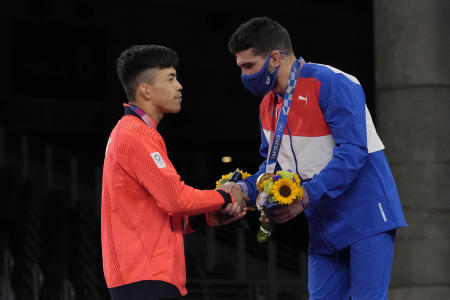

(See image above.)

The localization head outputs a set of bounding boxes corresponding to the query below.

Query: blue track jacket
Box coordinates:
[240,62,407,253]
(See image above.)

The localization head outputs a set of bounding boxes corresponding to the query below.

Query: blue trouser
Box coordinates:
[308,230,396,300]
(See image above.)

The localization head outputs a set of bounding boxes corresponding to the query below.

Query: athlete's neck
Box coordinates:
[274,56,297,96]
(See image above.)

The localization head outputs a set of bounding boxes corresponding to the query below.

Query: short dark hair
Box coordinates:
[228,17,293,57]
[116,45,179,101]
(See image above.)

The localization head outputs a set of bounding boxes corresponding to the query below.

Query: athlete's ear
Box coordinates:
[138,83,151,100]
[270,50,282,68]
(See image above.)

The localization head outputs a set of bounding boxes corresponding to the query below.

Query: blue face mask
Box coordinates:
[241,54,279,97]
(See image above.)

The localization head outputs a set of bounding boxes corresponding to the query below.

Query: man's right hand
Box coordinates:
[209,186,249,226]
[223,187,249,216]
[220,181,242,194]
[217,181,249,215]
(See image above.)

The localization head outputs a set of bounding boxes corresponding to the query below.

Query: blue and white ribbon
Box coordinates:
[266,57,304,173]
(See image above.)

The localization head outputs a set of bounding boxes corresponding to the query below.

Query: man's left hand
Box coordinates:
[266,200,304,224]
[208,209,246,226]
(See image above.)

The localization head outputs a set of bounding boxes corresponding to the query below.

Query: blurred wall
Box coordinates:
[374,0,450,299]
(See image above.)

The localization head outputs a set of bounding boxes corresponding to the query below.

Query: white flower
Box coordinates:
[256,191,269,210]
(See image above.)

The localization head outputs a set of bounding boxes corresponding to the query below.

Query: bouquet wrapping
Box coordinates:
[215,168,251,188]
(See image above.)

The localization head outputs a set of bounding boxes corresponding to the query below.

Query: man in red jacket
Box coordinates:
[101,44,248,300]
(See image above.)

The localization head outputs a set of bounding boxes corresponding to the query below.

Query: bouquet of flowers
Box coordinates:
[216,168,251,188]
[255,170,303,243]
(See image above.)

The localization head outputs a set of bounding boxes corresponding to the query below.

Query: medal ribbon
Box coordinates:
[266,57,304,173]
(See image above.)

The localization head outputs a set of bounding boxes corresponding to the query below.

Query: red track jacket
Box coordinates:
[101,115,225,295]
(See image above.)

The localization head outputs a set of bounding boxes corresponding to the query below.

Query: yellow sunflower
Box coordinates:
[297,185,304,200]
[293,173,301,185]
[216,173,232,188]
[240,171,251,179]
[272,178,301,205]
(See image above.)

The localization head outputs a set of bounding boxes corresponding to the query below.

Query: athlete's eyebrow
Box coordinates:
[239,62,255,69]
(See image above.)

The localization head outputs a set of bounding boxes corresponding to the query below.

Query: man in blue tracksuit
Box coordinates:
[226,17,407,299]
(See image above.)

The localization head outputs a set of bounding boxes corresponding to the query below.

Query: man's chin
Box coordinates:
[168,106,181,114]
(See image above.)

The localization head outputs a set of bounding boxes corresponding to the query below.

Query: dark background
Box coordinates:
[1,0,374,298]
[3,0,374,183]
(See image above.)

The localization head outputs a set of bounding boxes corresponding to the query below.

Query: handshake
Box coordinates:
[208,171,250,227]
[204,169,309,244]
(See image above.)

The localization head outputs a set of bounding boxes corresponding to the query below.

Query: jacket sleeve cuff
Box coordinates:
[237,181,248,195]
[216,189,233,209]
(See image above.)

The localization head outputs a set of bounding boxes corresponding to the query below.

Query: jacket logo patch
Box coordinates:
[298,95,308,103]
[150,152,166,168]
